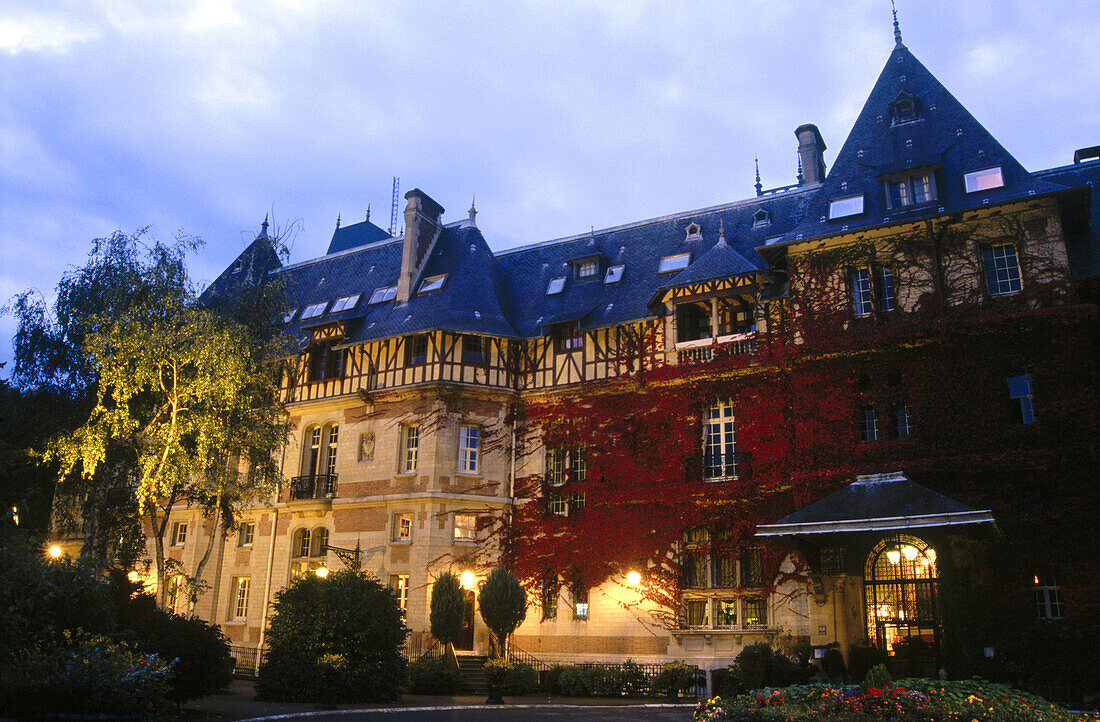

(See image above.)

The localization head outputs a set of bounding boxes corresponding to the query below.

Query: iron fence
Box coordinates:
[229,645,265,678]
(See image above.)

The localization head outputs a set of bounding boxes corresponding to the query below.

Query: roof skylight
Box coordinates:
[331,294,360,313]
[282,309,297,324]
[828,194,865,220]
[658,253,691,274]
[418,274,447,294]
[964,167,1005,193]
[300,302,328,320]
[368,286,397,305]
[604,265,624,284]
[546,277,567,295]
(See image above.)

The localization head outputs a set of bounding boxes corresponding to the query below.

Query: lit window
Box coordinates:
[369,286,397,304]
[282,309,297,324]
[231,577,250,621]
[859,406,880,442]
[554,323,584,353]
[851,268,874,317]
[703,401,737,480]
[683,599,708,627]
[829,194,865,219]
[1032,572,1063,620]
[743,598,768,627]
[171,522,188,547]
[401,425,419,473]
[390,574,409,615]
[541,577,558,619]
[546,277,566,295]
[418,274,447,294]
[301,302,328,320]
[454,513,477,541]
[715,599,738,627]
[330,294,360,313]
[1007,373,1037,424]
[878,267,896,312]
[604,265,624,284]
[576,260,598,278]
[964,167,1005,193]
[572,585,589,620]
[893,405,912,438]
[238,522,255,548]
[458,425,480,474]
[983,244,1022,296]
[166,575,185,614]
[461,334,486,364]
[658,253,691,274]
[406,334,428,365]
[394,513,413,541]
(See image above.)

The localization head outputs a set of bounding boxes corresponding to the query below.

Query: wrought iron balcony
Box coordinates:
[289,474,337,501]
[703,451,752,481]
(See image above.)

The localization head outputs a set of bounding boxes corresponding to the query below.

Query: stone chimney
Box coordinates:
[795,124,827,186]
[396,189,445,303]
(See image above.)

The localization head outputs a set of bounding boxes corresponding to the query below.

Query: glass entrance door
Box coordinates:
[864,535,940,656]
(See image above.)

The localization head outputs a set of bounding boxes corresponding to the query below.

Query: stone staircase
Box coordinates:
[456,654,488,695]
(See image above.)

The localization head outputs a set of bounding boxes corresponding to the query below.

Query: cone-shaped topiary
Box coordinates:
[430,572,466,648]
[477,567,527,658]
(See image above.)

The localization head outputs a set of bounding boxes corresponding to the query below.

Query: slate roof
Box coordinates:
[327,219,393,255]
[661,233,761,291]
[198,223,282,306]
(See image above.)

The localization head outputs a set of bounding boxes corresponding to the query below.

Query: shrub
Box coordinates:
[258,570,407,702]
[429,572,465,649]
[0,631,172,719]
[864,662,892,689]
[484,658,539,695]
[654,660,698,698]
[127,607,232,702]
[406,657,463,695]
[726,642,809,694]
[620,659,649,697]
[477,567,527,656]
[558,665,595,696]
[848,642,887,684]
[541,665,566,695]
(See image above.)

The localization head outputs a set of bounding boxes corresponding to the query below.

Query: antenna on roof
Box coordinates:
[754,155,763,197]
[389,177,400,237]
[891,0,904,49]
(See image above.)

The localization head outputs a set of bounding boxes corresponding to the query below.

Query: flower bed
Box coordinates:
[694,679,1098,721]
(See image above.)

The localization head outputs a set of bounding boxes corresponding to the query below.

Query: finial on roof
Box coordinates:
[891,0,905,49]
[754,155,763,197]
[366,204,371,222]
[796,153,804,186]
[260,214,269,238]
[718,219,727,245]
[467,195,477,226]
[335,213,341,230]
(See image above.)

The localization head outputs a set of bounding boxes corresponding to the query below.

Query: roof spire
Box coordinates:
[891,0,904,49]
[718,219,727,245]
[260,213,269,238]
[366,204,371,222]
[796,153,804,186]
[335,213,341,230]
[467,194,477,226]
[754,155,763,196]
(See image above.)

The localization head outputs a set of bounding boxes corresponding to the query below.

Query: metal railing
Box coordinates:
[229,645,265,678]
[289,474,337,501]
[703,451,752,481]
[505,640,553,672]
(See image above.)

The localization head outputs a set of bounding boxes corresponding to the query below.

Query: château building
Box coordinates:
[152,27,1100,689]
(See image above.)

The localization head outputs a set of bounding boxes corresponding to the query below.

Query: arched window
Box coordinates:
[301,427,321,476]
[311,527,329,558]
[864,534,940,655]
[292,528,311,558]
[301,424,339,479]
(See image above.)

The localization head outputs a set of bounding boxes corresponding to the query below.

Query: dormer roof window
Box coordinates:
[889,92,919,125]
[231,259,243,274]
[330,294,360,313]
[301,302,328,320]
[885,171,937,209]
[546,277,566,295]
[752,209,771,228]
[964,167,1005,194]
[604,265,624,284]
[658,253,691,274]
[418,274,447,294]
[368,285,397,305]
[282,308,297,324]
[685,223,702,241]
[828,194,865,220]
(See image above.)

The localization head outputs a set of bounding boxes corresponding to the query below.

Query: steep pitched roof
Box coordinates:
[662,233,760,289]
[198,221,283,306]
[326,219,392,254]
[777,44,1061,247]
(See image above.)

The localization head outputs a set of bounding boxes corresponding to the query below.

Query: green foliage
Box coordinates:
[483,658,538,695]
[0,630,172,719]
[125,606,232,702]
[847,643,887,686]
[258,570,407,703]
[654,660,699,699]
[727,642,809,694]
[477,566,527,656]
[863,663,892,689]
[406,657,463,695]
[429,572,466,646]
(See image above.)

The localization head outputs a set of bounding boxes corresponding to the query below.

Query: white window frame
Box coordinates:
[401,424,419,474]
[572,585,589,620]
[230,577,249,621]
[658,253,691,274]
[171,521,188,547]
[300,302,328,320]
[851,267,874,317]
[1032,573,1063,620]
[238,521,255,548]
[703,401,737,481]
[576,260,598,278]
[369,286,397,304]
[859,406,880,442]
[330,294,360,313]
[828,194,865,219]
[546,276,566,295]
[418,274,447,294]
[453,513,477,542]
[458,424,480,474]
[393,512,413,541]
[390,574,409,615]
[964,166,1005,193]
[983,243,1023,296]
[1007,373,1037,424]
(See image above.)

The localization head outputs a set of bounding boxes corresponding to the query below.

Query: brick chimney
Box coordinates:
[795,124,827,186]
[396,189,445,303]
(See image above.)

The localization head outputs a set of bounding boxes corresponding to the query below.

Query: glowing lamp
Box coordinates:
[315,566,329,578]
[47,545,63,560]
[902,545,918,560]
[460,570,476,590]
[127,571,141,583]
[926,548,936,562]
[886,549,901,565]
[626,570,642,587]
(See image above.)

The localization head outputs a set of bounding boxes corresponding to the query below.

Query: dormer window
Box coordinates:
[418,274,447,294]
[300,302,328,320]
[330,294,360,313]
[685,223,702,241]
[964,167,1005,194]
[885,172,936,209]
[546,277,566,295]
[368,286,397,305]
[577,260,597,278]
[828,195,865,220]
[658,253,691,274]
[604,265,624,284]
[889,92,919,125]
[231,259,244,274]
[282,309,297,324]
[752,209,771,228]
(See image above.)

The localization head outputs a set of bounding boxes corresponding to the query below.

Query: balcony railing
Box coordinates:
[703,451,752,481]
[289,474,337,501]
[674,331,756,365]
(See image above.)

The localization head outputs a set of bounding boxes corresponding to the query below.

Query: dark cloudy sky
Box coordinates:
[2,1,1098,371]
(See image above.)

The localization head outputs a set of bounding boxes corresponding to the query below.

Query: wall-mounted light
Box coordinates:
[127,571,141,583]
[460,570,476,590]
[315,566,329,579]
[626,570,642,587]
[47,544,63,560]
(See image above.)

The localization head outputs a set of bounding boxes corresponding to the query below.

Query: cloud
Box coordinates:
[0,14,98,55]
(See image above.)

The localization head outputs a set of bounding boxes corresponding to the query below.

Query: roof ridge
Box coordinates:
[274,236,402,274]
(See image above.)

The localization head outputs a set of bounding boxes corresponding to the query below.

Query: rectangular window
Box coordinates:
[369,286,397,305]
[238,522,255,548]
[402,425,419,473]
[461,335,486,364]
[681,552,707,589]
[418,274,447,294]
[171,521,188,547]
[913,174,934,203]
[983,244,1022,296]
[658,253,691,274]
[829,194,865,219]
[454,513,477,541]
[964,166,1005,193]
[1032,573,1063,620]
[713,555,737,588]
[166,575,185,614]
[715,599,738,627]
[308,345,344,382]
[546,277,566,295]
[458,425,480,474]
[893,405,912,438]
[851,268,874,317]
[570,447,586,483]
[877,267,896,313]
[330,294,360,313]
[887,173,935,208]
[548,492,568,516]
[703,401,737,480]
[743,598,768,627]
[859,407,879,442]
[576,260,598,278]
[554,323,584,352]
[390,574,409,615]
[683,599,707,627]
[406,335,429,365]
[604,265,624,284]
[300,302,328,320]
[546,449,565,486]
[231,577,250,621]
[569,491,585,514]
[572,585,589,620]
[393,513,413,541]
[541,578,558,619]
[1007,373,1037,424]
[740,549,764,587]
